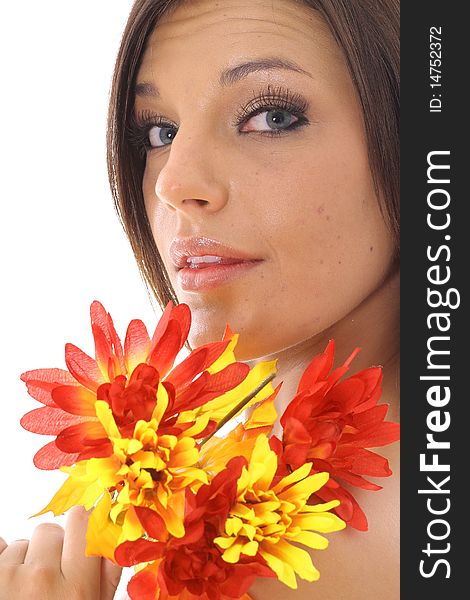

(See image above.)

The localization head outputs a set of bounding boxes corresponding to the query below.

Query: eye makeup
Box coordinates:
[127,83,310,156]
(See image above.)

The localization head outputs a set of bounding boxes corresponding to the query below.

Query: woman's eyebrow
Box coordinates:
[219,56,313,86]
[135,56,313,97]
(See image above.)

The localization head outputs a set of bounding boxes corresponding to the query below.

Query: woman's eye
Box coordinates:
[144,108,299,147]
[240,109,299,133]
[148,125,177,148]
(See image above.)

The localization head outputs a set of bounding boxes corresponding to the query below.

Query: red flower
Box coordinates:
[20,300,248,470]
[116,457,275,600]
[276,340,400,530]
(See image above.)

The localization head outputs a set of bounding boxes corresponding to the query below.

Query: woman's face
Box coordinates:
[135,0,396,360]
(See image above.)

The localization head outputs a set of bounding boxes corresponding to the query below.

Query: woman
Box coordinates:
[0,0,399,598]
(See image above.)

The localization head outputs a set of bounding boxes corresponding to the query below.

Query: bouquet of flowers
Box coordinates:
[20,301,399,600]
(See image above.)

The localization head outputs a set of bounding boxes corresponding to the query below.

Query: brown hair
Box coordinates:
[106,0,399,311]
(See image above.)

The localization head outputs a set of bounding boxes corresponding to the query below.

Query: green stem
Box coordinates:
[199,372,276,446]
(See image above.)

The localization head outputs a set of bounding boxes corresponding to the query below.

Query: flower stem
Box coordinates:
[199,372,276,446]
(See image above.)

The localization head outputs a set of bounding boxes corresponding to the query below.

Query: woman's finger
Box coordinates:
[23,523,64,569]
[61,506,101,590]
[0,540,29,565]
[100,557,123,600]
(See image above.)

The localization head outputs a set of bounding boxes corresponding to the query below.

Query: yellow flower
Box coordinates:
[214,435,346,589]
[36,394,212,557]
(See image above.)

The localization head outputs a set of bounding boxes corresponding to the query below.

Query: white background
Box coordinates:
[0,2,162,594]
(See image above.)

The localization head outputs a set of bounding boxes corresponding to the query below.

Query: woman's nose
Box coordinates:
[154,130,229,216]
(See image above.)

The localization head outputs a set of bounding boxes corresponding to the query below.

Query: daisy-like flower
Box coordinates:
[213,435,345,589]
[116,434,344,599]
[20,301,277,557]
[275,339,400,530]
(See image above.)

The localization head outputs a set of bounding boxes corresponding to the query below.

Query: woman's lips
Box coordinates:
[169,236,264,291]
[177,260,261,292]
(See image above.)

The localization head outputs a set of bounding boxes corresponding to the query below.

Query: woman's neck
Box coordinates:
[249,266,400,434]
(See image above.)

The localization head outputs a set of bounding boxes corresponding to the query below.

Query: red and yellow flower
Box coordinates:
[273,340,400,530]
[20,301,277,557]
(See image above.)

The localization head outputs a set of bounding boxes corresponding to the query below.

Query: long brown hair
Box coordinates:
[107,0,399,311]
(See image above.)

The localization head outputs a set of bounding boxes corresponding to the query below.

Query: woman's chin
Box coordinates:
[185,303,316,362]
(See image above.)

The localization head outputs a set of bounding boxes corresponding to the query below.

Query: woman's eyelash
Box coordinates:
[127,84,310,156]
[126,110,171,158]
[232,84,310,128]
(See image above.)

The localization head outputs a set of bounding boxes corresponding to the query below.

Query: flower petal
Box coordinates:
[115,539,165,567]
[289,530,329,549]
[147,318,183,379]
[33,441,80,470]
[33,472,102,516]
[204,362,250,393]
[258,547,297,589]
[20,368,78,406]
[65,343,105,391]
[165,347,209,391]
[55,421,108,453]
[277,471,330,504]
[296,340,336,393]
[261,538,319,584]
[124,319,150,374]
[244,385,281,430]
[148,303,191,377]
[20,407,85,435]
[315,484,369,531]
[134,506,167,541]
[51,385,98,416]
[90,301,125,378]
[85,492,122,560]
[273,462,315,494]
[127,563,160,600]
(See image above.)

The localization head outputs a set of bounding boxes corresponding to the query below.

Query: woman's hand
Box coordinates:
[0,506,122,600]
